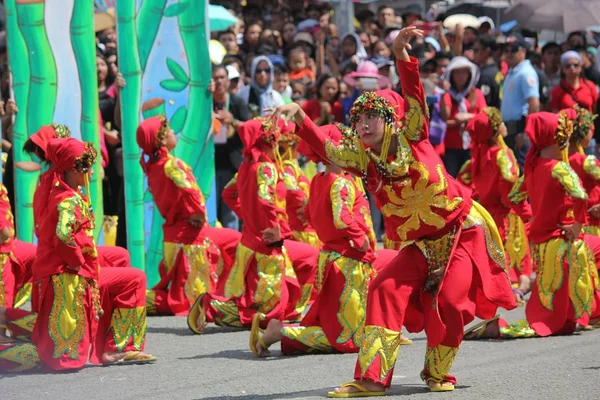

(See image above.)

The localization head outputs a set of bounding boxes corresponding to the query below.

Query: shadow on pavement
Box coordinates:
[146,325,243,336]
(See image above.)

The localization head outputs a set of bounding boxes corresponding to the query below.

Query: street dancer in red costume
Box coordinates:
[188,118,310,333]
[467,111,600,339]
[248,124,402,357]
[466,107,533,303]
[136,116,240,315]
[269,27,516,396]
[0,138,154,372]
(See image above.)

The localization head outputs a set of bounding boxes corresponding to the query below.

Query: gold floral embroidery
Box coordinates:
[282,171,301,191]
[256,162,278,204]
[552,161,588,200]
[358,325,404,382]
[401,96,425,142]
[0,253,7,306]
[505,213,529,273]
[0,343,39,372]
[291,230,320,248]
[181,238,221,305]
[110,307,147,352]
[330,177,355,229]
[496,148,518,183]
[508,175,528,205]
[164,155,201,192]
[281,326,332,353]
[567,240,596,318]
[211,300,243,328]
[145,290,157,314]
[324,136,369,175]
[381,162,463,241]
[56,197,82,247]
[422,345,458,382]
[583,155,600,180]
[254,252,285,314]
[224,244,254,298]
[463,202,507,274]
[49,273,87,360]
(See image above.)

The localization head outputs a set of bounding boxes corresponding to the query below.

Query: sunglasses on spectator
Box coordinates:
[256,68,271,74]
[564,63,580,69]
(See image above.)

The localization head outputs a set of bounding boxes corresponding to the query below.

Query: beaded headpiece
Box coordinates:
[256,116,281,145]
[50,124,71,139]
[571,105,597,144]
[482,107,502,135]
[349,91,401,129]
[73,142,98,173]
[155,114,170,149]
[556,110,573,150]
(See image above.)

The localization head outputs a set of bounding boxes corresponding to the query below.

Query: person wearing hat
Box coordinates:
[249,124,401,358]
[401,3,423,27]
[465,107,533,304]
[501,33,540,170]
[237,56,286,118]
[466,111,600,339]
[6,138,155,371]
[550,51,598,114]
[269,26,516,395]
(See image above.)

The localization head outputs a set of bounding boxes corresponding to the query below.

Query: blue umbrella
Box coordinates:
[209,4,239,32]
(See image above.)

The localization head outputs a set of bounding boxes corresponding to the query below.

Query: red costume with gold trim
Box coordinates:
[508,112,600,336]
[136,116,240,316]
[1,139,150,372]
[189,119,311,331]
[466,108,533,285]
[295,57,516,388]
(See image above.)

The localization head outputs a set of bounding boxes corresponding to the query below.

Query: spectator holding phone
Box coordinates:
[440,56,486,177]
[301,73,342,125]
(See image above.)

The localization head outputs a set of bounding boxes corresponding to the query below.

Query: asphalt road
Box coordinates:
[1,306,599,400]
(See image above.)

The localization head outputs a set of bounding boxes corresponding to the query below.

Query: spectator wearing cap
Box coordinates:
[237,56,285,117]
[541,42,561,91]
[212,64,252,231]
[439,56,486,177]
[473,36,502,108]
[549,51,598,113]
[401,3,423,27]
[500,34,540,169]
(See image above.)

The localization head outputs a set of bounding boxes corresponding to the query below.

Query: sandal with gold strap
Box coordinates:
[327,382,386,398]
[249,313,270,357]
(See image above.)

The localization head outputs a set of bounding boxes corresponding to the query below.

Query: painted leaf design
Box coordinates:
[160,79,187,92]
[166,57,188,84]
[170,106,187,133]
[163,3,188,17]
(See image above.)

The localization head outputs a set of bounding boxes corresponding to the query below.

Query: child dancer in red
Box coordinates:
[136,116,240,315]
[269,27,516,395]
[466,107,533,303]
[248,124,400,357]
[188,119,308,333]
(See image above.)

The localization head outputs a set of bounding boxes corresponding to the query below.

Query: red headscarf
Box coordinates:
[136,116,169,171]
[45,138,97,173]
[239,118,279,162]
[28,124,71,160]
[466,108,499,175]
[349,89,405,129]
[524,112,563,177]
[297,124,343,163]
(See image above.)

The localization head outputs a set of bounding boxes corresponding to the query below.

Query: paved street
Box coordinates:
[1,306,599,400]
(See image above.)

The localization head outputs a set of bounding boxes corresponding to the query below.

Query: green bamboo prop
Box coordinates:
[116,0,145,270]
[176,0,214,197]
[5,0,32,241]
[141,98,166,287]
[14,0,58,242]
[137,0,167,71]
[71,0,103,239]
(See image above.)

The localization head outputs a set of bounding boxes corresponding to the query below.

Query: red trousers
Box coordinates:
[1,241,36,308]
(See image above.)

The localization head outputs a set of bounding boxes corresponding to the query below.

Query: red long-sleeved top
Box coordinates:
[510,158,588,243]
[33,178,99,280]
[307,172,375,263]
[296,57,472,242]
[0,183,15,254]
[569,152,600,226]
[145,153,207,244]
[282,160,315,233]
[473,146,532,222]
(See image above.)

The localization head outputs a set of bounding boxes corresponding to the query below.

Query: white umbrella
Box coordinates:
[505,0,600,32]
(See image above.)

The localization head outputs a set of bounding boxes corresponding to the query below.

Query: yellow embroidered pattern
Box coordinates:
[211,300,243,328]
[48,273,87,360]
[463,202,507,273]
[0,253,7,306]
[508,175,528,205]
[292,230,321,249]
[422,345,458,382]
[0,343,39,372]
[324,136,369,175]
[56,197,83,247]
[457,159,472,186]
[505,212,529,273]
[13,282,33,309]
[110,307,147,352]
[330,177,355,229]
[358,325,404,381]
[496,148,518,183]
[583,155,600,180]
[254,252,285,314]
[145,290,157,314]
[224,244,254,298]
[401,96,425,142]
[164,155,200,192]
[533,238,595,318]
[11,312,37,339]
[552,161,588,200]
[281,326,333,353]
[381,162,463,241]
[256,162,278,204]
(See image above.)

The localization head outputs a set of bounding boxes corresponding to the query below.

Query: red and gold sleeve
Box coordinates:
[396,56,429,141]
[164,156,206,218]
[330,177,366,249]
[552,161,589,224]
[54,195,87,269]
[255,162,282,230]
[222,173,242,218]
[497,149,532,220]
